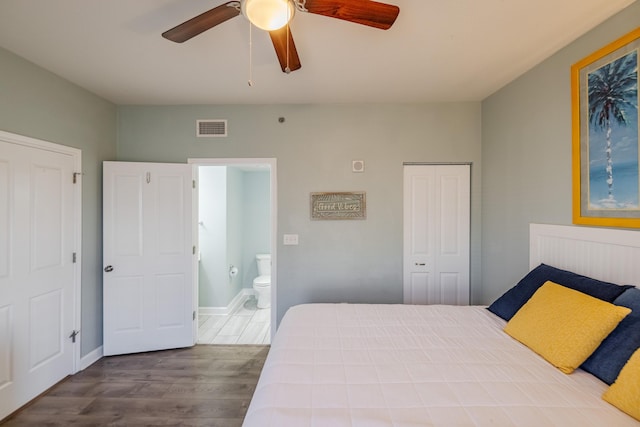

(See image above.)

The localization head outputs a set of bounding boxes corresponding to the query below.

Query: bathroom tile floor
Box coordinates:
[197,295,271,345]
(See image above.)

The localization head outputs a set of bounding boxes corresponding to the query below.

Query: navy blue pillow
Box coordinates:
[487,263,633,321]
[581,287,640,384]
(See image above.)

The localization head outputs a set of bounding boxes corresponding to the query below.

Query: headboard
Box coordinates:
[530,223,640,287]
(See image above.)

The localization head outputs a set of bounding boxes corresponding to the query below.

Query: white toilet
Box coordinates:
[253,254,271,309]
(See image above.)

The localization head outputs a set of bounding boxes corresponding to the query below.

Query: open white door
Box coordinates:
[103,161,195,356]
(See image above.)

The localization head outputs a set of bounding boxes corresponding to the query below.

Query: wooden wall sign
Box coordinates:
[310,192,366,220]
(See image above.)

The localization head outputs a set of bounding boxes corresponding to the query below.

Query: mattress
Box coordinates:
[243,303,638,426]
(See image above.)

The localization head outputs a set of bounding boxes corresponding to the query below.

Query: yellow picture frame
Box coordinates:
[571,27,640,228]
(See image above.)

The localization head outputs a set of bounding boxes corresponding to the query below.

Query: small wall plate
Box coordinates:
[352,160,365,173]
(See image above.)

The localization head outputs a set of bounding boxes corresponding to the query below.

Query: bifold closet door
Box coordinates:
[403,164,470,305]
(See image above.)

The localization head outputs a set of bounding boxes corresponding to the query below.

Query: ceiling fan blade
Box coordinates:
[303,0,399,30]
[269,26,302,73]
[162,2,241,43]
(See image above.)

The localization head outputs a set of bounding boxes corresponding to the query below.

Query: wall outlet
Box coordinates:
[283,234,299,245]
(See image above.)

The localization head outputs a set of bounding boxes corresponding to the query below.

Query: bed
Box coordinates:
[243,224,640,426]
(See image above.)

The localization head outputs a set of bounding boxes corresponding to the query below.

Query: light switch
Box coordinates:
[283,234,299,245]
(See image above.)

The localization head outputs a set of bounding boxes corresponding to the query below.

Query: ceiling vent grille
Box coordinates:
[197,120,227,137]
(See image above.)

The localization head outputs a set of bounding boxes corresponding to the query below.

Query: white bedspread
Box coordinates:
[243,303,638,426]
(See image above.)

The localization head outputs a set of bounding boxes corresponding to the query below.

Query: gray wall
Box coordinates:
[226,167,244,303]
[117,103,483,324]
[481,2,640,304]
[241,171,271,289]
[0,47,117,356]
[198,166,228,307]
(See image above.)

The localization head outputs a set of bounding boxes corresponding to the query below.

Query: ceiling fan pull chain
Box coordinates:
[248,20,254,86]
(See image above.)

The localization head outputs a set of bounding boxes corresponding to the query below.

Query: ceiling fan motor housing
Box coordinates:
[241,0,296,31]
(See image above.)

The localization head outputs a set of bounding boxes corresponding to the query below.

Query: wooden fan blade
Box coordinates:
[269,26,302,73]
[162,2,241,43]
[303,0,399,30]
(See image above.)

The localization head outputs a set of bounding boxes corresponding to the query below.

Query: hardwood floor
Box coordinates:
[0,345,269,427]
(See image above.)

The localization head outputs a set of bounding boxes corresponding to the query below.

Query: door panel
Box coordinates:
[111,276,144,332]
[32,164,64,270]
[157,175,186,255]
[114,174,143,257]
[404,164,470,305]
[0,305,11,386]
[156,274,186,328]
[29,289,63,368]
[409,272,430,303]
[440,175,461,255]
[103,162,194,356]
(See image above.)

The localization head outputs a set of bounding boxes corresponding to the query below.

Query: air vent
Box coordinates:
[197,120,227,137]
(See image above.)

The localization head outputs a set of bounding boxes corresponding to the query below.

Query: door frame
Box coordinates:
[0,129,82,373]
[188,158,277,341]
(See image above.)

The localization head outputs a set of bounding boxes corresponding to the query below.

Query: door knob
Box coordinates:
[415,262,426,266]
[104,265,114,272]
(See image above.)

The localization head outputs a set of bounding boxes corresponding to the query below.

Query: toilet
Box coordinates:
[253,254,271,309]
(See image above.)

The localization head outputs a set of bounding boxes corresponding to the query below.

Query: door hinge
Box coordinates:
[193,311,196,321]
[72,252,77,263]
[193,246,196,255]
[69,330,80,343]
[73,172,83,184]
[146,172,151,184]
[192,180,196,189]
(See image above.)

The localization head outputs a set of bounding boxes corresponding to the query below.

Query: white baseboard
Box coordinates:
[199,288,255,316]
[79,345,103,371]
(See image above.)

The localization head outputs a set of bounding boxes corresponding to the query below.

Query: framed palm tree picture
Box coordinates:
[572,27,640,228]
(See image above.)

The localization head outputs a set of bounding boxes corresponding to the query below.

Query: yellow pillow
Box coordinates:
[603,348,640,421]
[504,281,631,374]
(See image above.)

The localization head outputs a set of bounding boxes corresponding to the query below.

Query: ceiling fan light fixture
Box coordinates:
[241,0,295,31]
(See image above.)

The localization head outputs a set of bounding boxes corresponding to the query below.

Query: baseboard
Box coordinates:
[199,289,255,316]
[79,345,103,371]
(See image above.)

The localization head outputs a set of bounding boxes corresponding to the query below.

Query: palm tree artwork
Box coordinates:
[587,51,638,209]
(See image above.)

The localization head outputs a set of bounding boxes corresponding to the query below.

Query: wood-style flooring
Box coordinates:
[198,296,270,345]
[0,345,269,427]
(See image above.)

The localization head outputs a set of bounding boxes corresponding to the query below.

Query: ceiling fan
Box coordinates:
[162,0,400,73]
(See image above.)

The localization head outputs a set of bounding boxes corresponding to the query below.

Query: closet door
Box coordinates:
[403,164,470,305]
[0,134,79,420]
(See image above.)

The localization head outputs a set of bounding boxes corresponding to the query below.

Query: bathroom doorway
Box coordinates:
[188,158,277,345]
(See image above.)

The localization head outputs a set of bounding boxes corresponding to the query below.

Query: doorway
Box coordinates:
[189,158,277,345]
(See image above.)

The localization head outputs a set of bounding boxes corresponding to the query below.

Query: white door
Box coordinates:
[103,161,195,356]
[403,164,470,305]
[0,134,79,420]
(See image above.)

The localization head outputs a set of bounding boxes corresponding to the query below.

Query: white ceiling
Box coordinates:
[0,0,635,105]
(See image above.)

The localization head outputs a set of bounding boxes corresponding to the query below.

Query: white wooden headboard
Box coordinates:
[530,223,640,287]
